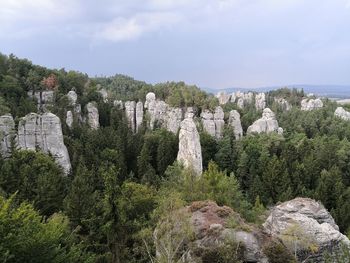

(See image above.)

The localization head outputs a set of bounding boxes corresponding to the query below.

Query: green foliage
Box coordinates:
[263,241,296,263]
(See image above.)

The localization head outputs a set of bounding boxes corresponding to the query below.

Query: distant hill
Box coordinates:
[202,85,350,99]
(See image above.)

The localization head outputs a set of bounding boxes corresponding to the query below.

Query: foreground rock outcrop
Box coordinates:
[228,110,243,140]
[17,113,71,174]
[247,108,283,135]
[177,109,202,175]
[335,107,350,121]
[0,114,15,157]
[263,197,350,262]
[301,98,323,111]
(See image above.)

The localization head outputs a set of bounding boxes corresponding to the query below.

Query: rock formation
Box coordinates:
[274,97,291,111]
[263,197,350,262]
[144,92,183,134]
[214,106,225,138]
[124,101,136,132]
[113,100,123,109]
[228,110,243,140]
[177,110,202,175]
[86,102,99,130]
[155,201,269,263]
[200,110,216,137]
[66,111,73,128]
[67,90,78,105]
[28,90,54,111]
[200,107,225,139]
[231,91,254,109]
[255,93,266,111]
[301,98,323,111]
[335,107,350,121]
[98,88,108,102]
[17,112,71,174]
[216,91,231,105]
[0,114,15,157]
[247,108,283,135]
[136,101,143,132]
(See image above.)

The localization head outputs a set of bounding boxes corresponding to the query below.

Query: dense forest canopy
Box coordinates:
[0,53,349,262]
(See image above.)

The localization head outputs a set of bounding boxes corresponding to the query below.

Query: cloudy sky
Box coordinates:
[1,0,350,89]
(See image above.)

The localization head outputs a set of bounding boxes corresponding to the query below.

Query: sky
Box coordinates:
[1,0,350,89]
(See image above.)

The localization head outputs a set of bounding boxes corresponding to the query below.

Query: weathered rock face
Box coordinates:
[86,102,100,130]
[156,201,269,263]
[0,114,15,157]
[247,108,282,135]
[67,90,78,105]
[66,111,73,128]
[263,197,350,262]
[165,107,183,134]
[255,93,266,111]
[301,98,323,111]
[124,101,136,132]
[28,90,54,111]
[274,97,292,111]
[335,107,350,121]
[144,92,183,134]
[229,110,243,140]
[214,106,225,139]
[216,92,231,105]
[17,113,71,174]
[136,101,143,132]
[200,110,216,137]
[177,114,202,175]
[113,100,123,109]
[231,91,254,109]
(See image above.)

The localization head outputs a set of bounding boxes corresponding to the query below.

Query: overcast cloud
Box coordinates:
[1,0,350,89]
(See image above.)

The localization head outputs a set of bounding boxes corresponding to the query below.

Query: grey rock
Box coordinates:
[66,111,73,128]
[136,101,143,132]
[232,91,254,108]
[216,91,231,105]
[263,197,350,262]
[0,114,15,157]
[17,113,71,174]
[28,90,54,111]
[274,97,291,111]
[301,98,323,111]
[247,108,282,134]
[145,92,156,109]
[98,88,108,102]
[228,110,243,140]
[237,98,245,109]
[67,90,78,106]
[165,107,183,134]
[201,110,216,137]
[177,115,202,176]
[255,93,266,111]
[335,107,350,121]
[86,102,100,130]
[113,100,123,109]
[125,101,136,132]
[214,106,225,139]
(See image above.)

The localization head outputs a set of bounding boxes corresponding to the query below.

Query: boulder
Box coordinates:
[17,113,71,174]
[86,102,100,130]
[177,114,203,176]
[66,111,73,128]
[247,108,282,135]
[145,92,156,109]
[263,197,350,262]
[335,107,350,121]
[67,90,78,106]
[216,92,231,105]
[0,114,15,157]
[301,98,323,111]
[136,101,143,132]
[125,101,136,132]
[255,93,266,111]
[228,110,243,140]
[274,97,291,111]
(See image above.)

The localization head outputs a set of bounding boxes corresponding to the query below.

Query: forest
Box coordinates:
[0,53,349,263]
